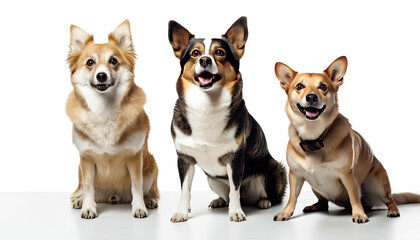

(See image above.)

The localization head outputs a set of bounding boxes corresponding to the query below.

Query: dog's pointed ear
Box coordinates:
[275,62,297,92]
[223,16,248,59]
[69,25,93,53]
[324,56,347,89]
[169,21,194,59]
[109,20,133,50]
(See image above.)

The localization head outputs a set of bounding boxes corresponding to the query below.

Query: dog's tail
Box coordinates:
[392,192,420,205]
[266,158,287,205]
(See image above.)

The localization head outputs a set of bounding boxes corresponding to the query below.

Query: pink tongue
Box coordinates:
[306,110,319,118]
[198,77,212,85]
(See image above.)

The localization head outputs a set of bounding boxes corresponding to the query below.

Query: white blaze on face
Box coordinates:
[203,38,212,55]
[92,50,115,85]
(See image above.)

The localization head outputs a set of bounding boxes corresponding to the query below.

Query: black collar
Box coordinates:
[299,126,331,152]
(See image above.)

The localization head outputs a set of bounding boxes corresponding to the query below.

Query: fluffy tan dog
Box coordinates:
[66,20,159,219]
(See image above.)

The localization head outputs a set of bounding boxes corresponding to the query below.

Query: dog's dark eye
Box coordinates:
[109,58,118,65]
[191,50,200,57]
[215,49,225,57]
[86,59,95,66]
[319,83,328,91]
[296,83,305,91]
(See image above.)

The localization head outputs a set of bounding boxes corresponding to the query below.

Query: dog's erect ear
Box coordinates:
[223,16,248,59]
[69,25,93,53]
[109,20,133,50]
[275,62,297,92]
[168,21,194,59]
[324,56,347,89]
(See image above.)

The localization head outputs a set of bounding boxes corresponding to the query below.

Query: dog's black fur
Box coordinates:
[169,17,287,208]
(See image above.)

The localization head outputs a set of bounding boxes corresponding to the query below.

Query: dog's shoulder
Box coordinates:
[66,89,87,125]
[119,84,149,130]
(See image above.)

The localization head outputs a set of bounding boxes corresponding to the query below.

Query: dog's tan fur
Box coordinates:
[273,56,420,223]
[66,20,159,219]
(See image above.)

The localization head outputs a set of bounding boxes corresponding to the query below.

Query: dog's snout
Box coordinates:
[96,72,108,83]
[306,93,318,104]
[199,56,212,68]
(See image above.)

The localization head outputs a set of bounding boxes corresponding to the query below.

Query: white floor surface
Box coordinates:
[1,191,419,240]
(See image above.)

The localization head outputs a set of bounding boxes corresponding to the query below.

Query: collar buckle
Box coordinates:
[299,139,324,152]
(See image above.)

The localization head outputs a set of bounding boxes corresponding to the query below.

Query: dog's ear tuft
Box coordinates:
[275,62,297,92]
[223,16,248,59]
[324,56,347,89]
[69,25,93,53]
[109,20,133,50]
[168,21,194,59]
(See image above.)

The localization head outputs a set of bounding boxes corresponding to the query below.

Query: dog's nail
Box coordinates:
[273,216,277,221]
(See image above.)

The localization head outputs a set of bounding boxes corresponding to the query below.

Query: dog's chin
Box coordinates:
[90,82,115,93]
[194,71,221,91]
[297,103,326,121]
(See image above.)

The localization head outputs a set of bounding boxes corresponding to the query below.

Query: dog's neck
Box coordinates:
[184,84,232,112]
[288,103,339,141]
[298,124,332,152]
[293,119,334,141]
[76,81,131,121]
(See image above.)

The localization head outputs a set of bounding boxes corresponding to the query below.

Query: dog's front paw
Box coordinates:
[171,212,188,223]
[209,197,227,208]
[229,209,246,222]
[387,210,400,218]
[144,196,159,209]
[81,207,97,219]
[352,213,369,223]
[258,199,272,209]
[132,207,148,218]
[273,211,292,221]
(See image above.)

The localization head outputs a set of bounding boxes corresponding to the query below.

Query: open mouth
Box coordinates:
[194,71,221,90]
[297,104,326,120]
[90,83,114,92]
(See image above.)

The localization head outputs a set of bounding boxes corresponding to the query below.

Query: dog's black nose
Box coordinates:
[199,56,212,68]
[96,72,108,82]
[306,93,318,104]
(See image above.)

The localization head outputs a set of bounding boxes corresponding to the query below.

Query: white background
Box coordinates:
[0,0,419,193]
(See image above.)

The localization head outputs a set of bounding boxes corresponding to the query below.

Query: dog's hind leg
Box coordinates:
[143,151,159,209]
[361,157,401,217]
[71,166,83,209]
[303,189,329,213]
[208,178,229,208]
[241,175,271,209]
[143,172,159,209]
[366,159,400,217]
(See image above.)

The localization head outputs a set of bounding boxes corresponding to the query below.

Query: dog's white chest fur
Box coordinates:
[288,153,347,200]
[73,87,145,155]
[174,85,238,176]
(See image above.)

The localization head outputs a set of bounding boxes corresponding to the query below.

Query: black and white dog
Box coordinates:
[168,17,287,222]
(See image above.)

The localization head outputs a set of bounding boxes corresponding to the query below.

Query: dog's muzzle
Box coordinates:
[194,71,221,90]
[297,94,326,120]
[91,72,114,92]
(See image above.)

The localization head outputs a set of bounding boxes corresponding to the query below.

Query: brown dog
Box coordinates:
[273,56,420,223]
